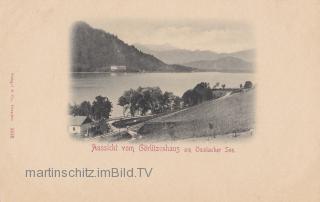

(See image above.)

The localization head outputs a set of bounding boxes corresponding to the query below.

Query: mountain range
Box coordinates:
[183,56,254,72]
[71,22,193,72]
[134,44,255,72]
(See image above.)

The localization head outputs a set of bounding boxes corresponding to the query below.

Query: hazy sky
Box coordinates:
[90,19,254,53]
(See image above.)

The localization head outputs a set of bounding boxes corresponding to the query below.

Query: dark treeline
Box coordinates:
[180,81,253,107]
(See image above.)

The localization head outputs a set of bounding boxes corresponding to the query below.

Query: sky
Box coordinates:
[90,18,254,53]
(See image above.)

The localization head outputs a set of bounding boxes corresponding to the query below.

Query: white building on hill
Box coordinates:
[110,65,126,72]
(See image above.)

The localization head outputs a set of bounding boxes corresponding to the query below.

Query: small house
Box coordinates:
[69,116,93,136]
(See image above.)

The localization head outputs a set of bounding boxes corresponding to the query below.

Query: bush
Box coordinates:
[244,81,253,89]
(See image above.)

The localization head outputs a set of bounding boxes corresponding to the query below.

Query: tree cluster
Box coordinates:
[118,87,181,116]
[182,82,214,107]
[69,95,112,120]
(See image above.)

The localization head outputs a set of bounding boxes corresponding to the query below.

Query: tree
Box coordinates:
[213,82,220,89]
[92,96,112,120]
[244,81,253,89]
[79,101,92,117]
[131,90,144,115]
[146,87,163,114]
[172,96,182,110]
[139,89,152,115]
[69,104,80,116]
[118,88,144,116]
[94,118,110,135]
[193,82,213,104]
[161,91,175,112]
[222,84,226,89]
[69,101,91,117]
[182,89,197,107]
[118,89,136,116]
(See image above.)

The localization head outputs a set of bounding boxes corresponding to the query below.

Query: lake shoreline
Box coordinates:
[71,72,254,117]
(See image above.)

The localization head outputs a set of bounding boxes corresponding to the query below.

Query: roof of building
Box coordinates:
[69,116,92,126]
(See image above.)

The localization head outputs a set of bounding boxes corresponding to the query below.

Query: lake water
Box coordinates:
[70,72,254,117]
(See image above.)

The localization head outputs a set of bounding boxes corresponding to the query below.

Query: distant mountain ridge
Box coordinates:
[134,44,255,73]
[133,44,221,64]
[134,43,255,64]
[184,56,254,73]
[71,22,193,72]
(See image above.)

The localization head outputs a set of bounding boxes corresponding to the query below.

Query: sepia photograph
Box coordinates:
[69,19,256,142]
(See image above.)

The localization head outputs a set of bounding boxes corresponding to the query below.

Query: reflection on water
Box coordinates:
[70,72,254,117]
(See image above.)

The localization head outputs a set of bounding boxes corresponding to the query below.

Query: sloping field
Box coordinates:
[138,89,255,140]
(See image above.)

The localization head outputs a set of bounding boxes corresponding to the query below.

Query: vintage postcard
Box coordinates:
[1,0,320,201]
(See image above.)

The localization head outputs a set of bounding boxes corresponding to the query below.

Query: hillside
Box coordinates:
[71,22,193,72]
[138,89,255,140]
[184,56,254,73]
[134,43,255,65]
